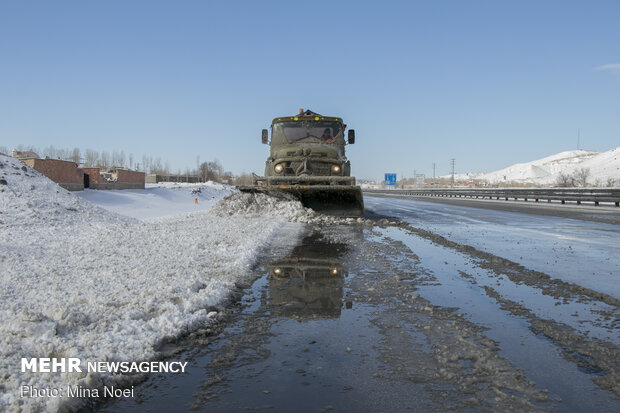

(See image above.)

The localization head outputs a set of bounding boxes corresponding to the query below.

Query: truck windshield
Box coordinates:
[273,121,343,143]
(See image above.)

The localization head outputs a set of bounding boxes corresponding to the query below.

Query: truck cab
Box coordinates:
[259,109,355,186]
[240,109,363,217]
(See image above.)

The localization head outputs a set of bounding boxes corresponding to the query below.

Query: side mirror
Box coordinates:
[348,129,355,144]
[261,129,268,144]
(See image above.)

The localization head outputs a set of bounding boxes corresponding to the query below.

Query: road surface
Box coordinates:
[102,196,620,412]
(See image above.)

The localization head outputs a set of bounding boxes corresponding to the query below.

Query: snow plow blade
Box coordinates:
[238,185,364,217]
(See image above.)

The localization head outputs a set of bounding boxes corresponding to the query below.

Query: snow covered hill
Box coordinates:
[452,147,620,186]
[0,154,317,412]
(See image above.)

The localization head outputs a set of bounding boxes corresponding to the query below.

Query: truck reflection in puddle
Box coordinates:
[266,232,348,319]
[106,228,362,413]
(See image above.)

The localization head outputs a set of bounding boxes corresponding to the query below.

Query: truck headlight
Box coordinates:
[274,164,284,173]
[331,165,341,173]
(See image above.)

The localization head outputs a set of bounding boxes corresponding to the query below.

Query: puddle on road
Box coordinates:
[105,224,435,412]
[101,221,618,413]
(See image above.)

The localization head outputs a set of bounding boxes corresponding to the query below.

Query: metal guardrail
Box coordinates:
[364,188,620,207]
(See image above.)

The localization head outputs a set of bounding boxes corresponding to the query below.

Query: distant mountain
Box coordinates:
[451,148,620,186]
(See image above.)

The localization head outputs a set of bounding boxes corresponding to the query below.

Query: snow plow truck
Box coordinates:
[238,109,364,217]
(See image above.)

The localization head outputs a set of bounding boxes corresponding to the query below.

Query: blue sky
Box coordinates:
[1,0,619,180]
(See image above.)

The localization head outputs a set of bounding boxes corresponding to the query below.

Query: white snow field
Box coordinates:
[449,147,620,185]
[0,154,312,412]
[78,182,235,221]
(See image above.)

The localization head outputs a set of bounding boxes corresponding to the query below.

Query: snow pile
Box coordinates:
[0,155,132,227]
[212,192,314,219]
[451,147,620,185]
[213,192,368,226]
[0,155,296,412]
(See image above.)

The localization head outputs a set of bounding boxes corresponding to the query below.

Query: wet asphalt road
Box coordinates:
[101,197,619,412]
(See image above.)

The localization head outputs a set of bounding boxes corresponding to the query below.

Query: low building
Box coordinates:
[83,167,145,190]
[16,154,145,191]
[11,150,40,159]
[21,158,84,191]
[146,174,200,183]
[82,167,105,188]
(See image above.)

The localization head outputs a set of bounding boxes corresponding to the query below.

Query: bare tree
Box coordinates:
[42,145,57,159]
[99,151,110,168]
[607,177,616,187]
[198,160,225,182]
[84,149,99,166]
[150,157,170,175]
[198,162,209,182]
[111,150,119,167]
[573,168,590,187]
[221,171,234,185]
[46,146,70,160]
[58,148,71,160]
[109,149,127,168]
[150,157,160,174]
[555,172,575,187]
[71,148,81,164]
[111,150,122,167]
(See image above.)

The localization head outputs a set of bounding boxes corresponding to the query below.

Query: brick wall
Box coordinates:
[23,158,84,191]
[84,168,145,190]
[21,160,145,191]
[115,169,145,185]
[82,168,105,184]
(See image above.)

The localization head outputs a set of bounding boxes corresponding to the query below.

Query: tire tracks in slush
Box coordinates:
[104,213,619,412]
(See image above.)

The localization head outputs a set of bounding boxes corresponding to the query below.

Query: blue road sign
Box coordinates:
[384,173,397,186]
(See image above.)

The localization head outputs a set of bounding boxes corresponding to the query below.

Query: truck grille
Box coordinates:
[288,161,332,176]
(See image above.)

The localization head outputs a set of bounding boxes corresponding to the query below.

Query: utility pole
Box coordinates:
[432,163,436,181]
[450,159,455,188]
[577,128,580,150]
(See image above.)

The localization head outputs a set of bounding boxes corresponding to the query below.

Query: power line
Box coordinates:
[450,159,455,188]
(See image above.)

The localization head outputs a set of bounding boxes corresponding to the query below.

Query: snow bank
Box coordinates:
[0,155,304,412]
[212,192,312,219]
[0,155,132,228]
[213,192,367,226]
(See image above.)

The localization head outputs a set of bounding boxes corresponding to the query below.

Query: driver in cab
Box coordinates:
[321,127,334,143]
